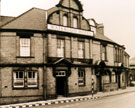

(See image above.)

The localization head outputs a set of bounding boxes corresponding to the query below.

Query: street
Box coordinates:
[31,92,135,108]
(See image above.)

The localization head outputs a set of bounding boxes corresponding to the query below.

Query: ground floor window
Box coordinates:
[111,72,116,83]
[13,70,38,88]
[102,75,110,84]
[78,68,85,86]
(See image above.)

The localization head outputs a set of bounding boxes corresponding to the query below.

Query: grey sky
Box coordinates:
[1,0,135,58]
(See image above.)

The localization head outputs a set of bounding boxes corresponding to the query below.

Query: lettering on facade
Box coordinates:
[48,24,94,36]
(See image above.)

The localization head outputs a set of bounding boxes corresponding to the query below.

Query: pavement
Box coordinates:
[0,87,135,108]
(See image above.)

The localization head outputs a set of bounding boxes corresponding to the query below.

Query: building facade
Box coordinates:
[129,57,135,84]
[0,0,130,104]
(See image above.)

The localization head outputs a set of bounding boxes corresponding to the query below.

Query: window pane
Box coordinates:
[27,71,38,87]
[19,71,24,78]
[78,69,85,86]
[13,71,24,88]
[101,45,106,60]
[57,39,64,57]
[78,41,84,58]
[63,15,68,26]
[73,17,78,28]
[103,75,110,83]
[20,38,30,56]
[28,72,32,78]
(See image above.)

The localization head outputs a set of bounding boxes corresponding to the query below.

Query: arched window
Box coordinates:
[89,19,96,34]
[73,17,78,28]
[63,15,68,26]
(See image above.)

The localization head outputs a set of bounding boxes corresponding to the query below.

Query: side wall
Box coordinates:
[0,67,43,104]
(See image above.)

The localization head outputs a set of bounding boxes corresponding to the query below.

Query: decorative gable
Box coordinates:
[56,0,83,12]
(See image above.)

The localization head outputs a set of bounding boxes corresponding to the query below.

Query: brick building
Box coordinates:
[129,57,135,84]
[0,0,130,104]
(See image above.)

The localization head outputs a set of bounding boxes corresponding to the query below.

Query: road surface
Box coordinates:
[31,92,135,108]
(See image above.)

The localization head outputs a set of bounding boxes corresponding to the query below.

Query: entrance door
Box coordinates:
[56,71,67,96]
[97,76,102,91]
[56,77,66,96]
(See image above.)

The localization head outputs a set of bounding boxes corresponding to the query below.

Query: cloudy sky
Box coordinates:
[1,0,135,58]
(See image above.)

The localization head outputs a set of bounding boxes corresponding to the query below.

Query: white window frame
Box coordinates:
[78,69,85,86]
[63,15,68,26]
[101,45,107,61]
[13,70,38,88]
[57,39,65,57]
[78,41,84,59]
[20,38,30,57]
[73,17,78,28]
[13,71,24,88]
[27,71,38,87]
[56,71,66,77]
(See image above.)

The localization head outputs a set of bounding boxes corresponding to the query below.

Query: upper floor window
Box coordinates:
[101,45,107,61]
[78,41,84,59]
[73,17,78,28]
[20,38,30,57]
[57,39,65,57]
[63,15,68,26]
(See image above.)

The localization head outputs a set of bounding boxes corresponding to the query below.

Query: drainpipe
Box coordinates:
[43,10,48,100]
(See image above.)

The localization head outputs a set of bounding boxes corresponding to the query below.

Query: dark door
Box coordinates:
[118,74,121,88]
[97,76,102,91]
[56,77,66,96]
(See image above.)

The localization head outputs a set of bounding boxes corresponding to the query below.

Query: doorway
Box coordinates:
[56,77,66,96]
[97,76,102,92]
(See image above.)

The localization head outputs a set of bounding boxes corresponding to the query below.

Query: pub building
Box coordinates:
[0,0,130,104]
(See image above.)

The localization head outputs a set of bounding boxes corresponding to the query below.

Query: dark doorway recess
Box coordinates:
[56,77,66,96]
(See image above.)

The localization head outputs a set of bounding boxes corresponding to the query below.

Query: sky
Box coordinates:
[1,0,135,58]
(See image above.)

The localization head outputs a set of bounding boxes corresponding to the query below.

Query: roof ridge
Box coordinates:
[0,7,46,28]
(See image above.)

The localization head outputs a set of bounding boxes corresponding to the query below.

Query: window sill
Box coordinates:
[78,85,85,87]
[16,56,34,58]
[13,87,38,90]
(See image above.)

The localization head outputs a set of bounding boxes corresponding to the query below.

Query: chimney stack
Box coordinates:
[96,23,104,35]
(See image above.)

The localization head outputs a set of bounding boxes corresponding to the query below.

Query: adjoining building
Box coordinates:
[0,0,130,104]
[129,57,135,84]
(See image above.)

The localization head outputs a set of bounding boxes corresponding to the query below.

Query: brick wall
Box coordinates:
[1,67,43,97]
[106,44,114,66]
[0,32,44,64]
[68,67,92,94]
[46,67,56,96]
[92,41,101,64]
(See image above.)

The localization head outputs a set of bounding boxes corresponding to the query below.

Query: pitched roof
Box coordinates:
[94,33,116,43]
[0,8,47,31]
[0,16,15,26]
[130,57,135,65]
